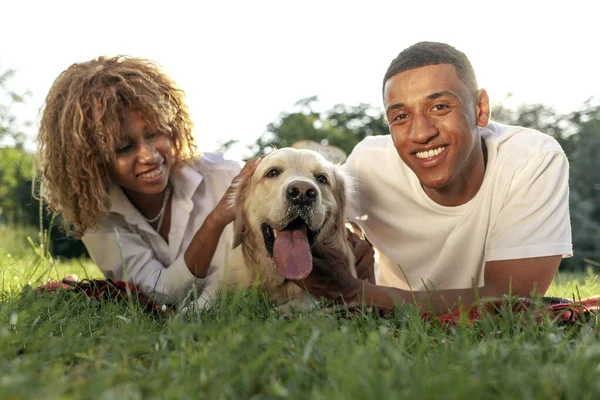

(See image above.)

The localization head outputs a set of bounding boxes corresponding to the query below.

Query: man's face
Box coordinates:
[112,109,173,199]
[383,64,489,205]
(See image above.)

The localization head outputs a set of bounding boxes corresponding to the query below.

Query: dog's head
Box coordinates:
[230,148,350,282]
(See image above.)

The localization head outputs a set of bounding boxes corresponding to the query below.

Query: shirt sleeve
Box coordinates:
[485,151,573,262]
[82,220,200,305]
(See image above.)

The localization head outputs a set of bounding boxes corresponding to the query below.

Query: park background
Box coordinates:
[1,0,599,270]
[2,2,600,398]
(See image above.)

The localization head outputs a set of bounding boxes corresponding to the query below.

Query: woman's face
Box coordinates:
[112,109,173,198]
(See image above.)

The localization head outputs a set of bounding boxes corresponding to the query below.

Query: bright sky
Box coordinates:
[1,0,598,159]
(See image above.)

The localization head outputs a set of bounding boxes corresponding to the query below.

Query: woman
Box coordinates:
[37,55,259,305]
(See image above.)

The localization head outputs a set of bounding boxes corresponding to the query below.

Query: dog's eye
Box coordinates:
[315,174,328,184]
[265,168,281,178]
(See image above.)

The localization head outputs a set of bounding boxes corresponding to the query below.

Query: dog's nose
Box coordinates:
[286,181,317,206]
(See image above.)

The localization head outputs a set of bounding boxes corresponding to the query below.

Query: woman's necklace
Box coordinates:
[146,183,172,231]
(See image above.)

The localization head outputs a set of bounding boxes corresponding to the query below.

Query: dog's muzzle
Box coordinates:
[258,180,324,281]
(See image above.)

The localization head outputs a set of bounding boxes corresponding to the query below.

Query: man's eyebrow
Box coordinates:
[385,103,404,115]
[427,91,458,100]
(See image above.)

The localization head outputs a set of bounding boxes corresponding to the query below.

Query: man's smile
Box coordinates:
[414,145,447,159]
[411,145,449,169]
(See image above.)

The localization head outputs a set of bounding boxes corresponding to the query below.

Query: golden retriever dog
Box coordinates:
[223,147,358,309]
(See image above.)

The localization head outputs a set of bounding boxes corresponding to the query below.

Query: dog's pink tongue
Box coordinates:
[273,224,313,280]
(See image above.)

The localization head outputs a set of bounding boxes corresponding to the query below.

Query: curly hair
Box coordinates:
[383,42,478,95]
[36,56,197,238]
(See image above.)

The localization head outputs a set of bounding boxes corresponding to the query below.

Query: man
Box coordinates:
[294,42,572,313]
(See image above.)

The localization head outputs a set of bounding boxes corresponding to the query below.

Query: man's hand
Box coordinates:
[347,230,375,283]
[291,246,364,303]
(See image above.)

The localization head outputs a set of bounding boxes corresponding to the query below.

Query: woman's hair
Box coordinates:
[36,56,197,238]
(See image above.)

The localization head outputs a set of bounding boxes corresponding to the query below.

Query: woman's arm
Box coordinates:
[182,157,261,278]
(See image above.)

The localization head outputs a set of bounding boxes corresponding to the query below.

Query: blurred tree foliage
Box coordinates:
[0,68,32,225]
[0,69,29,146]
[248,96,389,157]
[0,146,35,224]
[0,68,87,259]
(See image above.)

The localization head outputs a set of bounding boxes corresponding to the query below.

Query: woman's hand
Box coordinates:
[208,156,263,228]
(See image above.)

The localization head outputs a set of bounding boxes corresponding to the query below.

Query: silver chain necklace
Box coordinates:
[146,183,172,228]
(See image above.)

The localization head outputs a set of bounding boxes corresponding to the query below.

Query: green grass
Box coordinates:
[1,226,600,399]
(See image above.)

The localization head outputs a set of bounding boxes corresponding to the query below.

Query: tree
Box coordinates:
[0,147,35,225]
[563,102,600,269]
[0,67,88,259]
[491,96,577,161]
[0,68,30,147]
[249,96,389,158]
[568,102,600,205]
[0,68,33,225]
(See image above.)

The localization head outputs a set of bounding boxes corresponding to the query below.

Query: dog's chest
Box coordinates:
[255,261,287,291]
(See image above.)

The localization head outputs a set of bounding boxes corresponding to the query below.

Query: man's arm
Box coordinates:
[295,246,562,315]
[358,255,561,314]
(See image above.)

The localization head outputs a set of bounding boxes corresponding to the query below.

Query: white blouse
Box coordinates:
[82,153,243,304]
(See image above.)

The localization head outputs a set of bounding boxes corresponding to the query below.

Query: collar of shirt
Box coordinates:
[108,163,204,229]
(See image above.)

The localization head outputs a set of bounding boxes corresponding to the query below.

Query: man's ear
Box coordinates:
[228,174,252,249]
[475,88,490,127]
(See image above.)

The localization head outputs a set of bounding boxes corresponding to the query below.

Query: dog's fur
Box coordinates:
[196,148,357,310]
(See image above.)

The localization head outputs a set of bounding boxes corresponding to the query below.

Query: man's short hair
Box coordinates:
[383,42,478,94]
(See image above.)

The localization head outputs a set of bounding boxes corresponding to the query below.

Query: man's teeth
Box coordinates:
[416,146,446,159]
[139,164,164,179]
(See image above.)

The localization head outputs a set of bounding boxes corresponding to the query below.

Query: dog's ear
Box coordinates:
[228,173,252,249]
[331,167,352,232]
[333,166,354,217]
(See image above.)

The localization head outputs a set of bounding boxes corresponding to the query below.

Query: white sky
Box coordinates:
[1,0,598,159]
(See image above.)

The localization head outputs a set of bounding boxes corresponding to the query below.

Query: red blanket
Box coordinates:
[426,295,600,326]
[35,278,175,316]
[35,278,600,324]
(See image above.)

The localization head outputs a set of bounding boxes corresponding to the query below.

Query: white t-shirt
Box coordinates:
[82,152,244,304]
[341,122,573,291]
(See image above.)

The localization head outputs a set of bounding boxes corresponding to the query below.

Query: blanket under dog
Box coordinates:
[35,278,175,316]
[35,278,600,325]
